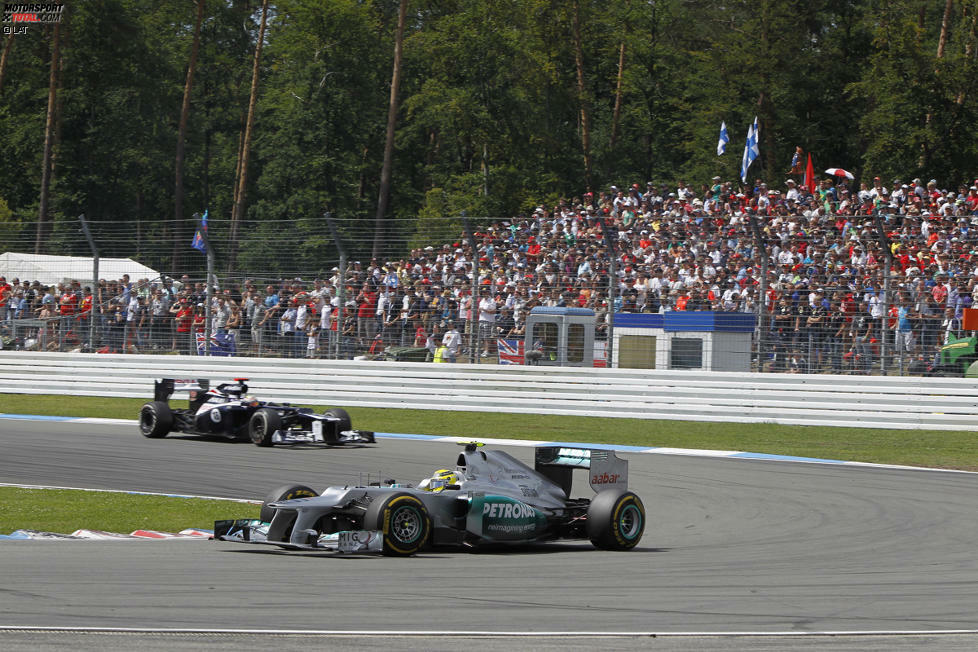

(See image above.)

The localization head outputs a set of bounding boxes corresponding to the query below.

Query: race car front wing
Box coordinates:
[271,425,376,446]
[214,519,383,553]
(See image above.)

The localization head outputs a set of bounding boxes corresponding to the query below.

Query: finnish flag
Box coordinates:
[741,116,760,183]
[717,122,729,156]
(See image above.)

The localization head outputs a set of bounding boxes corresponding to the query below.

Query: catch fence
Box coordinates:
[2,211,976,375]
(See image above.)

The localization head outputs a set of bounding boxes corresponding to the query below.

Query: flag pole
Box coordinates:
[194,212,214,357]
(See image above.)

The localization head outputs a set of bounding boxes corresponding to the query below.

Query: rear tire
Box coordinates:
[363,492,431,556]
[259,483,318,523]
[139,401,172,439]
[323,407,352,433]
[587,490,645,551]
[249,408,282,447]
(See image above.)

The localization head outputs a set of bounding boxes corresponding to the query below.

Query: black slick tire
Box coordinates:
[139,401,173,439]
[363,492,431,556]
[249,408,281,447]
[586,489,645,550]
[259,484,318,524]
[323,407,352,433]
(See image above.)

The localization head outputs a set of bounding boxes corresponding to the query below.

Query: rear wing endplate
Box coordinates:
[534,446,629,496]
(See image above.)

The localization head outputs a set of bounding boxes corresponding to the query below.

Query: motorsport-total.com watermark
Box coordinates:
[2,2,65,35]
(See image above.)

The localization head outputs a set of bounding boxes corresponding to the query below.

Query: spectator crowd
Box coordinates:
[3,172,978,373]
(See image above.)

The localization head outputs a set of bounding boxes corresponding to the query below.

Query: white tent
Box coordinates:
[0,253,162,287]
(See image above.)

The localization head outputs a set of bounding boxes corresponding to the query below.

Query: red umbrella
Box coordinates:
[825,168,855,180]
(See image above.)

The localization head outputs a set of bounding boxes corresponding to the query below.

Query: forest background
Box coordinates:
[1,0,977,278]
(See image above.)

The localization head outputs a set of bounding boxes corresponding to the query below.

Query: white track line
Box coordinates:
[0,626,976,636]
[0,482,260,503]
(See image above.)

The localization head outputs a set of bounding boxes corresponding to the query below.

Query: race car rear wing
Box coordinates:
[154,378,211,410]
[534,446,629,496]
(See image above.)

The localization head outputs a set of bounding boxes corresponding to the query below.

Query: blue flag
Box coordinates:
[717,121,729,156]
[741,116,759,183]
[191,210,208,254]
[196,331,237,356]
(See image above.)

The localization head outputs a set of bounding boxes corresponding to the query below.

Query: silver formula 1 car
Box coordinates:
[214,442,645,555]
[138,378,375,447]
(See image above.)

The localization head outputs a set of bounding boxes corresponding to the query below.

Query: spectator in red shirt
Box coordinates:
[59,288,78,317]
[0,276,10,318]
[356,282,377,347]
[170,300,194,354]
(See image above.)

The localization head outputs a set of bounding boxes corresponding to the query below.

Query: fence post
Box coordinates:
[77,214,99,350]
[325,212,347,360]
[599,218,617,367]
[190,212,215,357]
[463,215,479,361]
[873,212,892,375]
[205,217,215,357]
[748,213,768,371]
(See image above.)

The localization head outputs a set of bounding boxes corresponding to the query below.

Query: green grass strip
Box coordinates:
[0,487,257,536]
[2,393,976,471]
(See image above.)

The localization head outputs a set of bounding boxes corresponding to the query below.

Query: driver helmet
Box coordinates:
[243,395,260,407]
[419,468,459,492]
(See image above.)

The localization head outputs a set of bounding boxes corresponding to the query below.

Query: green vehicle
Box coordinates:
[934,334,978,376]
[382,345,430,362]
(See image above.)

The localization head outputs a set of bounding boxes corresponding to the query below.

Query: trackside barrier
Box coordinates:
[0,351,976,431]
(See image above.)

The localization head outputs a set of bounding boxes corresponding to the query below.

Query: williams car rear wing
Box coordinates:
[534,446,629,496]
[154,378,210,405]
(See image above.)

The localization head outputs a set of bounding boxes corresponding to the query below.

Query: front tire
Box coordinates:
[587,490,645,551]
[363,492,431,556]
[249,408,282,447]
[259,483,318,523]
[139,401,173,439]
[323,407,352,433]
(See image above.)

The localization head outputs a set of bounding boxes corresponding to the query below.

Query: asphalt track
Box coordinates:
[1,418,977,651]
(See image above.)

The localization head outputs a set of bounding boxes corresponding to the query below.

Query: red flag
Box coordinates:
[804,153,816,194]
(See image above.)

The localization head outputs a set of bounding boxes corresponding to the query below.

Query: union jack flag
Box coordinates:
[497,338,524,365]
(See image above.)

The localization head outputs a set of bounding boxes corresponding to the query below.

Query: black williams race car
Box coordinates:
[215,442,645,555]
[139,378,375,447]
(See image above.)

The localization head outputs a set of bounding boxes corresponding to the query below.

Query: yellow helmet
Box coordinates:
[421,468,458,492]
[434,469,457,484]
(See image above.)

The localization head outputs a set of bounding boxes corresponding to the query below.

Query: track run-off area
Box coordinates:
[0,416,976,651]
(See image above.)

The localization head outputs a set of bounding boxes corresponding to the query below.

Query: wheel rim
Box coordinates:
[618,504,642,540]
[390,506,422,544]
[251,414,266,441]
[140,409,155,433]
